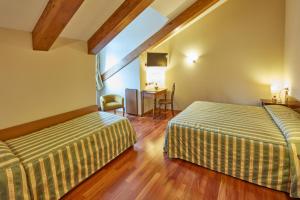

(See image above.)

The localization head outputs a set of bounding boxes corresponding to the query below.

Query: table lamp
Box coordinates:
[284,87,289,103]
[271,85,281,103]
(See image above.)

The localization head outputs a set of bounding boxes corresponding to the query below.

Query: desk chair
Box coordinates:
[158,83,175,116]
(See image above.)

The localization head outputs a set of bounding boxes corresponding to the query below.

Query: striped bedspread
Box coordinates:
[4,111,137,200]
[0,141,30,200]
[164,101,300,198]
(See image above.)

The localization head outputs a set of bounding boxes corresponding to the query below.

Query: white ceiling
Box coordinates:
[0,0,197,41]
[60,0,125,40]
[0,0,48,32]
[152,0,197,19]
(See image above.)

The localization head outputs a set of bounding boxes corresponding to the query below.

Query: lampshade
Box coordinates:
[271,84,282,93]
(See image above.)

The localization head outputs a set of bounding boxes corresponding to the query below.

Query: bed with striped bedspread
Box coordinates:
[164,101,300,198]
[0,141,30,200]
[2,111,137,200]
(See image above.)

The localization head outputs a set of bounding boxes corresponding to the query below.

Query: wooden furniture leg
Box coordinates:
[159,103,161,116]
[141,92,144,117]
[153,96,156,119]
[140,89,167,118]
[171,103,174,116]
[164,93,167,112]
[123,107,125,116]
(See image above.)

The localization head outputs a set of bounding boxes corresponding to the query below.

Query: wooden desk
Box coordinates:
[141,88,167,118]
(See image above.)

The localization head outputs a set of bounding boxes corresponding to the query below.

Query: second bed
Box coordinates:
[164,101,300,198]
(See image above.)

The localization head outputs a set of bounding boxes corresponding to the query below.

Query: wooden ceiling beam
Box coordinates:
[101,0,219,81]
[32,0,84,51]
[88,0,154,55]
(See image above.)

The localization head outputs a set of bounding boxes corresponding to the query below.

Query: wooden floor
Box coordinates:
[63,111,292,200]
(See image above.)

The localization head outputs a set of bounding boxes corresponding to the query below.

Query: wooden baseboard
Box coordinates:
[0,105,98,141]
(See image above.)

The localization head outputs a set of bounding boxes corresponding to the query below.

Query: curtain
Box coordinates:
[96,54,104,107]
[96,54,104,91]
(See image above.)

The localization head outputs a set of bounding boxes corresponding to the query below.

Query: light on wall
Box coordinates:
[186,52,199,64]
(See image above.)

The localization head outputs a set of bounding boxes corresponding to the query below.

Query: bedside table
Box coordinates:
[260,99,288,107]
[260,99,300,109]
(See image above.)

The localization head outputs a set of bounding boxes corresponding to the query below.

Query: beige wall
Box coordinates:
[285,0,300,99]
[0,28,95,129]
[141,0,285,110]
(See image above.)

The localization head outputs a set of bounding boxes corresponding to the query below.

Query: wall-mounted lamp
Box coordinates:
[186,52,199,64]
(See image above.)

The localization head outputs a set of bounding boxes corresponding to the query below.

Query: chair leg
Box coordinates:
[171,103,174,116]
[159,104,161,115]
[123,107,125,117]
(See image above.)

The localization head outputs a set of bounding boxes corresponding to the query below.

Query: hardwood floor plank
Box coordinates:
[62,111,292,200]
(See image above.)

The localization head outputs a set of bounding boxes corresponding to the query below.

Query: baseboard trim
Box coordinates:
[0,105,98,140]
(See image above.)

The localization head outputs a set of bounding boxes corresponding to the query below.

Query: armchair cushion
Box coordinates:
[100,94,124,111]
[104,102,123,110]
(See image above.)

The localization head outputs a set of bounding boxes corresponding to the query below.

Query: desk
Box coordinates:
[141,88,167,118]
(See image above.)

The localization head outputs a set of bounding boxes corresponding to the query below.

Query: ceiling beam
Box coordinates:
[88,0,154,55]
[101,0,219,81]
[32,0,84,51]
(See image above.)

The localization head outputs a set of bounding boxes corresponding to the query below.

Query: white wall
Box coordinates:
[0,28,95,129]
[285,0,300,99]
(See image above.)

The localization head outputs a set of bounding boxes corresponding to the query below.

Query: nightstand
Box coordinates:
[260,99,300,109]
[260,99,288,107]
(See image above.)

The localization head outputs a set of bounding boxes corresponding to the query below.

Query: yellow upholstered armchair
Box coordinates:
[100,94,125,116]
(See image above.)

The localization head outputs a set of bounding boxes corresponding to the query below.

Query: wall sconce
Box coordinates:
[186,52,199,64]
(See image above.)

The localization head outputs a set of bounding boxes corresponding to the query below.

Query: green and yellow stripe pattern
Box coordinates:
[0,141,30,200]
[265,105,300,197]
[5,111,137,200]
[164,101,300,198]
